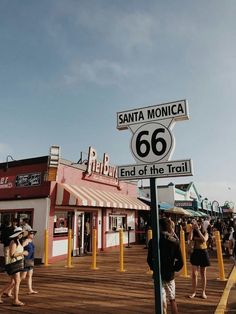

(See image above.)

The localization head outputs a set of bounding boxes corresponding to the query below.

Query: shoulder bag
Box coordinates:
[5,258,24,275]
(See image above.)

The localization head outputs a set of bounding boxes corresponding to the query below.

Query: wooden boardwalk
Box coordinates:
[0,245,234,314]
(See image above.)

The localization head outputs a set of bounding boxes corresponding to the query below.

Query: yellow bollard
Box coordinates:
[65,229,73,268]
[147,229,152,243]
[214,231,226,281]
[180,230,189,277]
[147,229,153,275]
[91,229,99,270]
[44,229,49,266]
[119,229,126,272]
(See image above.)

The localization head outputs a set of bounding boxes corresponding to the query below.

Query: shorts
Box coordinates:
[162,279,176,302]
[190,249,210,267]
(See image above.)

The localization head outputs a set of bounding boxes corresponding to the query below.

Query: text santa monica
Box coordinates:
[117,100,188,129]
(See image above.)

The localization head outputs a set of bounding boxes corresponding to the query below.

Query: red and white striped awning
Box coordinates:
[56,183,149,210]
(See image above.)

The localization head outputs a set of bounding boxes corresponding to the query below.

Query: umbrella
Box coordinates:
[165,207,192,216]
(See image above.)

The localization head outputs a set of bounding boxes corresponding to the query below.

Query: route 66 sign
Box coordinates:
[130,122,174,164]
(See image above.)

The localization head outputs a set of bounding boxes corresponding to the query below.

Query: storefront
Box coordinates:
[0,146,149,263]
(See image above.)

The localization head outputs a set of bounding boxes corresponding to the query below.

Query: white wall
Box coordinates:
[52,239,67,256]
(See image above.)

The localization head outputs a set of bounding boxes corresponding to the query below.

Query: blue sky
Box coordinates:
[0,0,235,205]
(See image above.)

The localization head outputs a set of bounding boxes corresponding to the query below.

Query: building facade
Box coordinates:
[0,146,149,263]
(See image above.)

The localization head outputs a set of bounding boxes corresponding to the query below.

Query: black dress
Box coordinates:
[190,230,210,267]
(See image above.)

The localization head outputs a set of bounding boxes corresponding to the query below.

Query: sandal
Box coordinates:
[27,291,38,295]
[2,293,13,298]
[12,301,25,306]
[201,293,207,299]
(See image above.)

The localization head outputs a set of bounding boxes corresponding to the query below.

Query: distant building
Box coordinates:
[139,181,221,216]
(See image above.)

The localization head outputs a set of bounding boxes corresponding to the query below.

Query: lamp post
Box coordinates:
[5,155,15,171]
[212,200,220,218]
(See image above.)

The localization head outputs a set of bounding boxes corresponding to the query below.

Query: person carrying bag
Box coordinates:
[0,227,28,306]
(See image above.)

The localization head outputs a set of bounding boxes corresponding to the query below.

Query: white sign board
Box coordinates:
[116,99,193,180]
[117,99,189,130]
[118,159,193,180]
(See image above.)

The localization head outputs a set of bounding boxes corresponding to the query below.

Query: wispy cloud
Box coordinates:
[64,59,129,87]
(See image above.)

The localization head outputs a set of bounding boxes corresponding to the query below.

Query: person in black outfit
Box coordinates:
[0,220,15,265]
[147,218,183,314]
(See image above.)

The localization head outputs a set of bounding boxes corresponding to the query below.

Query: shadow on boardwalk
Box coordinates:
[0,245,234,314]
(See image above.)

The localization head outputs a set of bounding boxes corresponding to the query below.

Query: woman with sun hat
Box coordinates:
[21,229,38,295]
[0,227,28,306]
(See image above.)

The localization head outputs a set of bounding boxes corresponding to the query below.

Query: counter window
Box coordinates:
[109,214,127,231]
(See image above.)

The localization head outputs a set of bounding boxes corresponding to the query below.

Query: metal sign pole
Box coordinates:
[150,178,163,314]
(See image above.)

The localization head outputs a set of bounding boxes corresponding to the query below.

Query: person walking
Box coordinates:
[84,218,91,253]
[229,227,236,264]
[189,219,210,299]
[21,230,38,294]
[0,227,27,306]
[21,218,32,231]
[147,218,183,314]
[0,219,15,266]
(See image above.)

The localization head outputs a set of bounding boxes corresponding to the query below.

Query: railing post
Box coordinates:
[147,229,153,274]
[65,229,73,268]
[180,229,189,277]
[214,230,226,281]
[119,229,125,272]
[91,229,99,270]
[44,229,49,266]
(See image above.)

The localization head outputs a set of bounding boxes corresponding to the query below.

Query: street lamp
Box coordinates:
[4,155,15,171]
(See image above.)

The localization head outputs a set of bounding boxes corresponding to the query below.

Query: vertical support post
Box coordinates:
[214,230,226,281]
[44,229,49,266]
[150,178,163,314]
[66,229,73,268]
[119,229,125,272]
[180,229,189,277]
[91,229,99,270]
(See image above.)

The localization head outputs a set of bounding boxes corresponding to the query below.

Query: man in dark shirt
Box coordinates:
[0,219,15,265]
[147,218,183,314]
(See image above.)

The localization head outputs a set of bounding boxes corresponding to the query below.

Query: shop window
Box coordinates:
[54,211,73,236]
[0,211,32,228]
[109,214,127,231]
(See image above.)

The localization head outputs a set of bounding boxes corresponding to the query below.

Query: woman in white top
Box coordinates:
[0,227,28,306]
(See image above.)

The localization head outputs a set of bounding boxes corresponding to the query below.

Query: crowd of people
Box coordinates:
[176,216,236,257]
[147,214,236,314]
[0,218,37,306]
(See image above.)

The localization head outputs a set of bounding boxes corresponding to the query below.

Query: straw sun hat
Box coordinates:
[9,227,24,238]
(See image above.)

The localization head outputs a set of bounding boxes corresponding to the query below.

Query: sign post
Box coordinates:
[116,99,193,314]
[150,177,163,314]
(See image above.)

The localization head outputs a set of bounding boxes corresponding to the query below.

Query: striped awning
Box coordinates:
[56,183,150,210]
